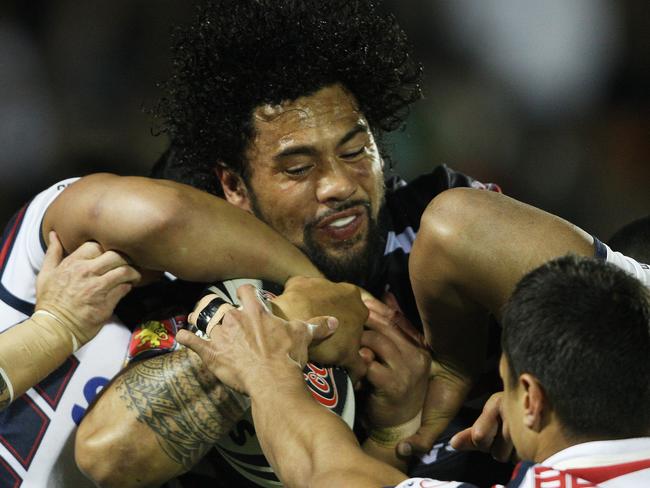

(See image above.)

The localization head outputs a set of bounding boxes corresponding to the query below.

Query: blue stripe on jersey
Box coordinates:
[0,395,50,470]
[0,455,21,488]
[592,236,607,261]
[38,215,47,253]
[506,461,534,487]
[0,205,28,274]
[0,284,34,317]
[0,205,36,316]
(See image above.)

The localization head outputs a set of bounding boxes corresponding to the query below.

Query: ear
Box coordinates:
[215,166,252,212]
[519,373,546,433]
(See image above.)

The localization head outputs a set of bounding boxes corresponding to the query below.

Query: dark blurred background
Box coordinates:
[1,0,648,239]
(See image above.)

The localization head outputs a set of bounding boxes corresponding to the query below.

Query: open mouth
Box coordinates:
[316,206,367,242]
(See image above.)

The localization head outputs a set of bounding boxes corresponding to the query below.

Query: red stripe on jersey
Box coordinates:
[0,205,28,270]
[564,458,650,484]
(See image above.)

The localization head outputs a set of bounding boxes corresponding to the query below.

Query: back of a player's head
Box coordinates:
[608,216,650,264]
[155,0,422,181]
[149,146,223,196]
[501,255,650,440]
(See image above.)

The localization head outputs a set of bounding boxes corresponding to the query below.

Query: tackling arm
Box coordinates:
[401,188,594,453]
[43,174,322,284]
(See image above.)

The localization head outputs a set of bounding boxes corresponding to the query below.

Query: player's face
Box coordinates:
[233,84,386,284]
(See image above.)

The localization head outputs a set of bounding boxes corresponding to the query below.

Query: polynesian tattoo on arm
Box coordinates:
[115,348,249,469]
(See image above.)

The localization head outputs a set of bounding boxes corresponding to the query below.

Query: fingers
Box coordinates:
[237,284,267,316]
[361,329,401,367]
[344,353,369,384]
[100,264,142,287]
[365,297,426,350]
[364,359,393,388]
[450,400,498,453]
[68,241,104,260]
[358,346,375,364]
[397,424,440,457]
[303,316,338,343]
[176,329,209,358]
[448,427,474,451]
[448,392,512,461]
[41,231,64,274]
[104,283,134,306]
[88,250,131,275]
[380,290,403,313]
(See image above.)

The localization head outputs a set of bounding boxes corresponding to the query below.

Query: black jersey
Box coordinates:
[173,165,499,487]
[372,164,500,331]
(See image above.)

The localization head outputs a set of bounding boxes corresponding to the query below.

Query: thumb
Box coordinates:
[176,329,210,359]
[41,231,64,274]
[397,423,443,457]
[304,316,338,344]
[449,427,473,451]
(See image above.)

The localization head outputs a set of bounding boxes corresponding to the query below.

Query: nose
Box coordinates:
[315,160,357,204]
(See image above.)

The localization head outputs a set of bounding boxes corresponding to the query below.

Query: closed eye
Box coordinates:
[340,146,366,159]
[284,164,314,177]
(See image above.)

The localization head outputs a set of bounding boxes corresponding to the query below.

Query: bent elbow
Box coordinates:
[75,423,140,488]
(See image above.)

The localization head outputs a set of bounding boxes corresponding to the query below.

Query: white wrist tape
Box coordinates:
[33,309,79,352]
[368,410,422,448]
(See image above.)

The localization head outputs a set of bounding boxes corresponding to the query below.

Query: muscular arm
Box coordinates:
[76,277,369,487]
[249,369,406,488]
[401,188,594,452]
[43,174,322,284]
[75,348,249,487]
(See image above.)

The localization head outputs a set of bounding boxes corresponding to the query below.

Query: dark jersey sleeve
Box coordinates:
[384,164,501,236]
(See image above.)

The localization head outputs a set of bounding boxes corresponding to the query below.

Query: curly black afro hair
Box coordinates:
[155,0,423,195]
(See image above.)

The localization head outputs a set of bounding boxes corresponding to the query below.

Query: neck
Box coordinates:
[534,424,608,463]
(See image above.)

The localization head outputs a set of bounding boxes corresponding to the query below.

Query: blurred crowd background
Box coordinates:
[1,0,648,239]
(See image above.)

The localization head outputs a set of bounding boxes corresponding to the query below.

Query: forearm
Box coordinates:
[75,348,248,487]
[249,367,405,488]
[45,174,322,284]
[0,314,75,410]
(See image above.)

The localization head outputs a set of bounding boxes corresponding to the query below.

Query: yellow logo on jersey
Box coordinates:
[135,321,169,348]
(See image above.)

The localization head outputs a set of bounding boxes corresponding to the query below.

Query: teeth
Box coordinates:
[329,215,356,228]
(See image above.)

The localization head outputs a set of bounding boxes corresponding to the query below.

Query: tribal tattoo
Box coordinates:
[115,348,249,469]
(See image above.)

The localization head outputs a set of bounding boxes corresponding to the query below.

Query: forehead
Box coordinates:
[250,84,367,153]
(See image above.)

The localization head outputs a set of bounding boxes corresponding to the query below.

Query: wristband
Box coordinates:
[368,410,422,448]
[194,297,235,337]
[33,309,79,352]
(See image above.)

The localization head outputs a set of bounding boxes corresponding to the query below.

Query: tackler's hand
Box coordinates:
[35,231,141,347]
[450,392,513,462]
[361,292,431,453]
[271,276,369,381]
[178,284,339,395]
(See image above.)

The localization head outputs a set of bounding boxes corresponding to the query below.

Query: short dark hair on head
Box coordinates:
[155,0,422,194]
[608,216,650,264]
[501,255,650,440]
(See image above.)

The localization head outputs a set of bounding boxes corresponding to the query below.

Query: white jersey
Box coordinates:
[395,437,650,488]
[0,179,132,487]
[593,237,650,288]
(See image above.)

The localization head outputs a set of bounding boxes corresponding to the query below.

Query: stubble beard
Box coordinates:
[248,193,386,288]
